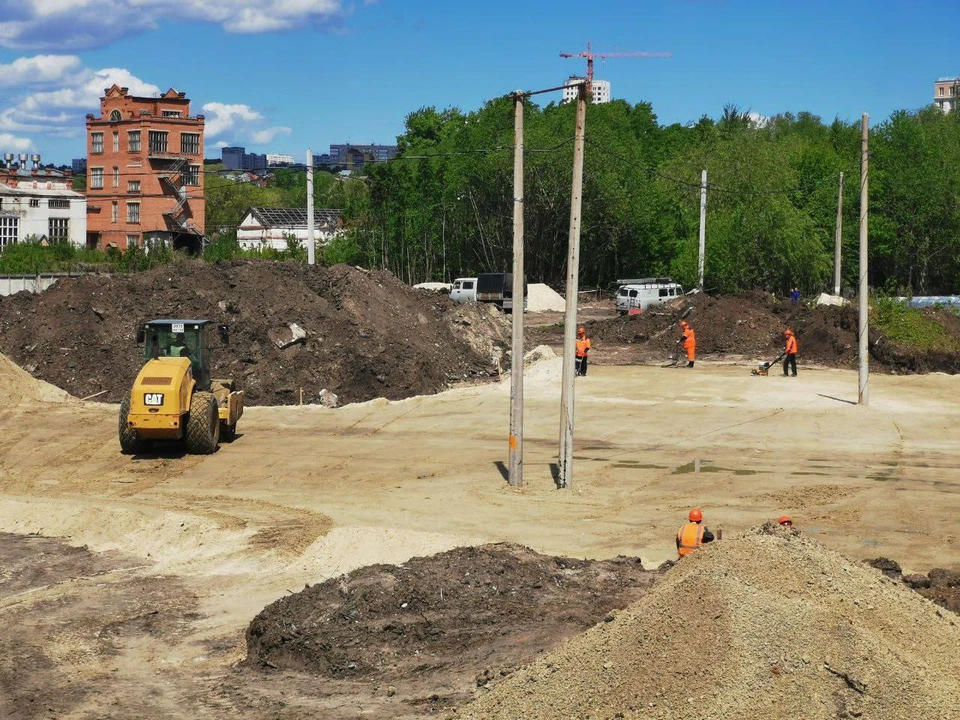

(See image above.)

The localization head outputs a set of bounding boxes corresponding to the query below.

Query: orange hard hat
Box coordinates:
[577,326,585,334]
[689,507,703,522]
[778,515,793,526]
[784,328,794,336]
[680,320,689,327]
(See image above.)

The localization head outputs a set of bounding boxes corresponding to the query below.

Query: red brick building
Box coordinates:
[85,85,205,251]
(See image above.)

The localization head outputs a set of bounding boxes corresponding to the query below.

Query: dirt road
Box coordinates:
[0,355,958,717]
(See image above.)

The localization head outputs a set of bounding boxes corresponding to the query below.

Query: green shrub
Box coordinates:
[874,296,960,351]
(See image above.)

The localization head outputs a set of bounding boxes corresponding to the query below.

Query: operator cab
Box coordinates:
[137,319,225,392]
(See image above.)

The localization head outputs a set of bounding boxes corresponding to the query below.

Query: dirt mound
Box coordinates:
[565,293,960,372]
[245,544,656,694]
[869,557,960,614]
[457,527,960,720]
[0,261,510,405]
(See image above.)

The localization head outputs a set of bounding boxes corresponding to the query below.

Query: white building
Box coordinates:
[562,76,612,104]
[0,169,87,250]
[935,77,958,112]
[265,153,295,166]
[237,207,343,251]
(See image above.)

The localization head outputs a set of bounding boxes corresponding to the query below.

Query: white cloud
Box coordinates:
[251,126,293,144]
[0,56,289,155]
[0,54,83,88]
[747,112,771,128]
[201,102,264,138]
[0,131,34,152]
[21,68,160,112]
[200,104,293,148]
[0,0,348,50]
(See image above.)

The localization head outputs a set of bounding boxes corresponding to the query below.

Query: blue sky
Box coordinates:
[0,0,956,164]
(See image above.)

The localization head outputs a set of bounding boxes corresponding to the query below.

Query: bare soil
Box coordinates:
[0,261,510,405]
[3,530,953,720]
[245,544,656,703]
[530,292,960,372]
[456,526,960,720]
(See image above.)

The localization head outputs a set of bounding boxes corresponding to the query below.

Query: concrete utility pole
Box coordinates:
[834,171,844,296]
[508,92,525,488]
[858,115,869,405]
[306,148,315,265]
[698,169,707,291]
[558,82,587,489]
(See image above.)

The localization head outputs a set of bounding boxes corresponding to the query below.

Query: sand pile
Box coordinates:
[0,352,74,406]
[457,526,960,720]
[526,283,565,312]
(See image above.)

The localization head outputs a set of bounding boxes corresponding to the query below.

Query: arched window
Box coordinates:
[110,110,121,122]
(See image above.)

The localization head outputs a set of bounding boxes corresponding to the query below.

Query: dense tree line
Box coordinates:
[334,98,960,295]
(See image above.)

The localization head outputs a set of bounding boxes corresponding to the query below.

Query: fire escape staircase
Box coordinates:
[157,157,196,233]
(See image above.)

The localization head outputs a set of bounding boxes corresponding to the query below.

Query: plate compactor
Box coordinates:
[751,352,785,376]
[119,319,244,454]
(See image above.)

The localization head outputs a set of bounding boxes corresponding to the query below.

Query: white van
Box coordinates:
[450,277,477,303]
[616,278,684,315]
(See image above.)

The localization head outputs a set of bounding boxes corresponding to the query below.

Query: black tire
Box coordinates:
[118,393,144,455]
[185,391,220,454]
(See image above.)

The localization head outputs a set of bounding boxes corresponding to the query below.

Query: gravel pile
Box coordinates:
[456,525,960,720]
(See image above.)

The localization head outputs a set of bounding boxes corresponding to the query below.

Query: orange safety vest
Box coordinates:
[682,328,696,350]
[785,335,798,355]
[677,522,705,557]
[576,337,591,358]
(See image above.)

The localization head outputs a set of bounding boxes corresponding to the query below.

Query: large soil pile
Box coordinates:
[0,261,510,405]
[457,526,960,720]
[245,544,656,698]
[539,292,960,372]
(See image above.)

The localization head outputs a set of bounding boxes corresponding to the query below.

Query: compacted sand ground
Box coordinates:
[0,351,958,717]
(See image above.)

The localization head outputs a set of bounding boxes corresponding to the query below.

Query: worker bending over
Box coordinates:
[783,328,798,377]
[575,326,591,377]
[679,320,696,368]
[677,507,715,557]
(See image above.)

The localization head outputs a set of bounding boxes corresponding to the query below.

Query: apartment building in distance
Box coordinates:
[935,77,958,113]
[85,85,205,251]
[562,76,611,104]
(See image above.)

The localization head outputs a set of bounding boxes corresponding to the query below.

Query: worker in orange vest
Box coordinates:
[575,326,591,376]
[676,507,715,557]
[783,328,798,377]
[679,320,696,368]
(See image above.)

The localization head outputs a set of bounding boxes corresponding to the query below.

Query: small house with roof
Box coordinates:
[236,207,343,251]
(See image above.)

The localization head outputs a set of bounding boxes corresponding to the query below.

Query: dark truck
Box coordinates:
[476,273,527,312]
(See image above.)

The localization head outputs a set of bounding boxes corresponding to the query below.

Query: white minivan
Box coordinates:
[616,278,684,315]
[450,277,477,303]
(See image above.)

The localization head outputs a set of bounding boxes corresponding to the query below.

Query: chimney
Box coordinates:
[3,153,13,169]
[31,154,41,170]
[18,153,28,169]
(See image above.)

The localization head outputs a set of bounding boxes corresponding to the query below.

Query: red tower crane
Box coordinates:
[560,41,671,94]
